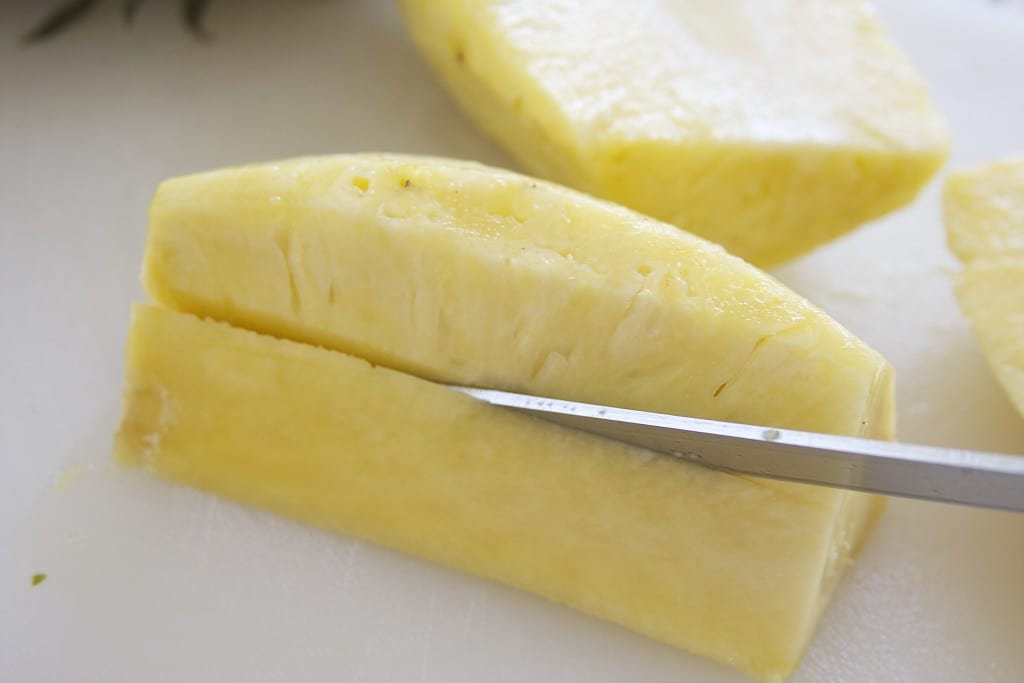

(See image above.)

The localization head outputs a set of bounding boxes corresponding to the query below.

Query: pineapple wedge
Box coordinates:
[127,154,893,680]
[944,157,1024,417]
[398,0,950,265]
[143,155,893,434]
[118,304,882,681]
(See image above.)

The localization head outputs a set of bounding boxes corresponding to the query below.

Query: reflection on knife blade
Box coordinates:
[453,386,1024,513]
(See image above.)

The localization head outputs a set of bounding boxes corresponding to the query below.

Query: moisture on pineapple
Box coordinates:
[124,154,895,681]
[399,0,950,265]
[944,157,1024,417]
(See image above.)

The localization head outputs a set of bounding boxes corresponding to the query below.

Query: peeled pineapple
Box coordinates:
[143,155,893,433]
[398,0,950,265]
[944,157,1024,417]
[121,154,893,680]
[118,304,882,681]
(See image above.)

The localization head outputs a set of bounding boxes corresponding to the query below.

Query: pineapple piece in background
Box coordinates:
[944,157,1024,417]
[398,0,950,265]
[131,154,894,680]
[117,304,883,682]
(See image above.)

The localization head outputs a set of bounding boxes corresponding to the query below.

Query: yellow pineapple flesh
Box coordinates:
[944,157,1024,417]
[118,304,882,681]
[121,154,894,680]
[143,155,893,434]
[398,0,950,265]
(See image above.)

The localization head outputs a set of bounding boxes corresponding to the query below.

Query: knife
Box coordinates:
[452,386,1024,513]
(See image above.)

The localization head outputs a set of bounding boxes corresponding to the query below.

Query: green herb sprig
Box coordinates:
[23,0,214,44]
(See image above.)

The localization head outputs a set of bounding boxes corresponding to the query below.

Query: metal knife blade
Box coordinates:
[452,386,1024,513]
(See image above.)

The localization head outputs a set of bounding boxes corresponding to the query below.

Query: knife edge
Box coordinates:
[452,385,1024,513]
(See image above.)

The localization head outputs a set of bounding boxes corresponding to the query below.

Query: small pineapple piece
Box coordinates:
[944,157,1024,417]
[398,0,950,265]
[117,304,883,681]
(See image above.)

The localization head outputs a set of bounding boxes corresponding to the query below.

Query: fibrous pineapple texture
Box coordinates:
[399,0,949,265]
[122,154,895,680]
[945,156,1024,418]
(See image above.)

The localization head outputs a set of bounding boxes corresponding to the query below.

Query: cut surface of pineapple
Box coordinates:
[397,0,949,265]
[131,154,895,680]
[117,304,884,682]
[944,157,1024,417]
[144,154,893,436]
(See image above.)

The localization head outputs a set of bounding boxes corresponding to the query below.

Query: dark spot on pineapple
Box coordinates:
[401,177,412,188]
[454,47,465,64]
[713,381,728,398]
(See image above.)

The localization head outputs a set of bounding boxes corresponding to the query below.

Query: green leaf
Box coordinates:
[123,0,146,25]
[182,0,214,41]
[22,0,100,43]
[25,0,219,43]
[31,573,47,587]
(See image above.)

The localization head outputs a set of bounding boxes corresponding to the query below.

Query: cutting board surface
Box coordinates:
[3,1,1024,681]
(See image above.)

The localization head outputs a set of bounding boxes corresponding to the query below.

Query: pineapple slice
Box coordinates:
[128,154,894,680]
[944,157,1024,417]
[143,155,893,435]
[398,0,950,265]
[117,304,883,681]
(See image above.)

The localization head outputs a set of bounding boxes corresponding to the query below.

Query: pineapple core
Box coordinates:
[945,157,1024,418]
[120,154,893,680]
[398,0,949,265]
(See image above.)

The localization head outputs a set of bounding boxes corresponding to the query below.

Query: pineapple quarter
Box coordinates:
[944,157,1024,417]
[398,0,950,265]
[129,154,895,680]
[143,155,894,435]
[118,304,883,682]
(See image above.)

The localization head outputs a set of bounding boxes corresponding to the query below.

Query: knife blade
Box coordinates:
[452,386,1024,512]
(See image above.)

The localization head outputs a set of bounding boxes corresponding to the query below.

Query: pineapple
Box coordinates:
[398,0,950,265]
[944,157,1024,417]
[118,305,883,682]
[123,154,894,680]
[143,155,893,433]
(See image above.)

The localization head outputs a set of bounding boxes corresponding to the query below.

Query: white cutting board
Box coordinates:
[2,1,1024,681]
